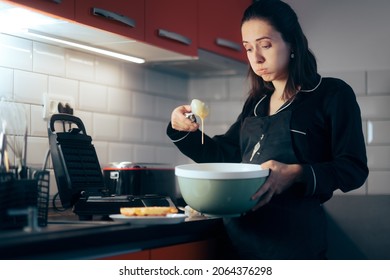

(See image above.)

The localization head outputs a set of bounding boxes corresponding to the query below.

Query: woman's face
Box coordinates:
[242,18,291,83]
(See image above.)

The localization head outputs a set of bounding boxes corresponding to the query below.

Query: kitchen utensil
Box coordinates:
[109,213,186,225]
[0,100,28,178]
[0,132,5,172]
[175,163,269,217]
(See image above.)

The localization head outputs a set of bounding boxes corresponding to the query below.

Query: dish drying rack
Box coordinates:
[0,169,50,231]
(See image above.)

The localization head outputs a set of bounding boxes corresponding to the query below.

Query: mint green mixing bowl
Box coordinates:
[175,163,269,217]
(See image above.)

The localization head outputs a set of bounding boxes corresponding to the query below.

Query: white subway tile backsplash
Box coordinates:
[0,67,13,99]
[367,69,390,95]
[95,57,121,86]
[367,146,390,170]
[122,63,145,91]
[154,96,178,121]
[107,87,132,116]
[48,170,58,198]
[228,75,251,100]
[132,91,156,118]
[133,144,155,162]
[92,113,119,141]
[357,96,390,119]
[367,171,390,194]
[93,141,109,167]
[367,120,390,144]
[176,152,194,165]
[189,77,228,101]
[0,34,32,71]
[79,82,107,112]
[321,70,366,96]
[208,100,242,123]
[65,49,95,82]
[155,146,179,165]
[144,69,168,94]
[74,110,93,135]
[109,142,134,162]
[26,136,50,167]
[48,76,79,108]
[30,104,47,137]
[119,117,143,142]
[143,119,166,144]
[362,120,367,144]
[14,70,47,104]
[33,42,65,76]
[166,74,188,99]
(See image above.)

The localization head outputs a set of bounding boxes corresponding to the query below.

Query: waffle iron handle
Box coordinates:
[49,114,87,134]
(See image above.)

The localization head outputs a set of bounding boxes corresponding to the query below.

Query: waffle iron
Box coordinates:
[48,114,174,220]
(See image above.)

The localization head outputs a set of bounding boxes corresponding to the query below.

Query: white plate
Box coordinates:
[109,213,187,225]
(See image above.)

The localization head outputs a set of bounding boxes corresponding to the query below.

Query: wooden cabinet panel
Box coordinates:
[150,239,217,260]
[75,0,145,41]
[145,0,198,57]
[5,0,75,19]
[6,0,250,66]
[198,0,252,62]
[98,250,150,260]
[96,239,217,260]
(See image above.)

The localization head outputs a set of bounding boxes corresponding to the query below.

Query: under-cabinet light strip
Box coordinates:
[27,30,145,64]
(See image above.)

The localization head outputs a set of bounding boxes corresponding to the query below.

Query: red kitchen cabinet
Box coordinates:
[98,249,150,260]
[96,239,217,260]
[145,0,198,57]
[75,0,145,41]
[4,0,75,20]
[150,239,217,260]
[198,0,252,62]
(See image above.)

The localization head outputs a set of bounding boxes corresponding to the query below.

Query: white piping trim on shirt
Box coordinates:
[300,76,322,92]
[290,129,306,135]
[253,95,267,117]
[171,131,190,143]
[309,165,317,195]
[275,97,294,113]
[253,76,323,116]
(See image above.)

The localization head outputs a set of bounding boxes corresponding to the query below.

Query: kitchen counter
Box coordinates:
[0,209,226,260]
[2,195,389,260]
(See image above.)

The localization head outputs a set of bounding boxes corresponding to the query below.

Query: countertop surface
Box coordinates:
[0,208,225,260]
[1,195,389,260]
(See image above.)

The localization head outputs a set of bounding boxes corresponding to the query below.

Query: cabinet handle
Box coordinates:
[92,8,136,28]
[158,29,192,45]
[50,0,62,3]
[216,38,242,52]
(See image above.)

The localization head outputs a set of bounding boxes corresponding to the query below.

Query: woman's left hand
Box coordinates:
[251,160,303,210]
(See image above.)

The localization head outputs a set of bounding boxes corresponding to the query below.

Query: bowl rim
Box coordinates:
[175,163,269,179]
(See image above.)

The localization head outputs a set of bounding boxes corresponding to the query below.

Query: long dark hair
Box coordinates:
[242,0,318,100]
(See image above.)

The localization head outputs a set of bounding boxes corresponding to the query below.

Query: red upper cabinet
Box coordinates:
[145,0,198,57]
[75,0,145,41]
[198,0,252,62]
[5,0,75,20]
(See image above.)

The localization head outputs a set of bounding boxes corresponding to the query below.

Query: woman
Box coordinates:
[167,0,368,259]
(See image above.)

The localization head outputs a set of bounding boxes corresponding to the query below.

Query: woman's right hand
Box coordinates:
[171,105,199,132]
